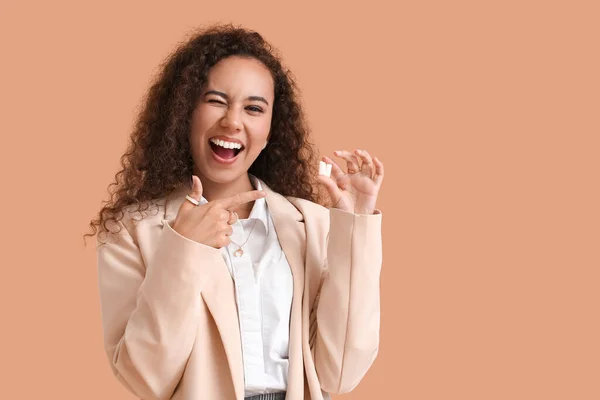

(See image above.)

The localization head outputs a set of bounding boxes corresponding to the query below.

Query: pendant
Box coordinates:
[234,248,244,257]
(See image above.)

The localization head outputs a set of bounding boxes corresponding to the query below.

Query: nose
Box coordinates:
[220,107,242,131]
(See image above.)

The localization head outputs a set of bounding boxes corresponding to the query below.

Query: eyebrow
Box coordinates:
[204,90,269,106]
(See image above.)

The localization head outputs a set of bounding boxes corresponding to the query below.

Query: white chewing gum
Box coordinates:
[319,161,326,176]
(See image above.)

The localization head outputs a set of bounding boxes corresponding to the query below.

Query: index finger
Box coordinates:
[215,190,266,209]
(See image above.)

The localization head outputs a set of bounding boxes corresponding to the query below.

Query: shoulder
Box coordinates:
[285,196,329,220]
[103,195,169,241]
[285,195,324,211]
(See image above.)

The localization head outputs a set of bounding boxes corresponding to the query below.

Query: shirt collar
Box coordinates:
[246,174,269,234]
[197,174,269,234]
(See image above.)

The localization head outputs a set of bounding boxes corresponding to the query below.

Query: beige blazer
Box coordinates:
[97,179,383,400]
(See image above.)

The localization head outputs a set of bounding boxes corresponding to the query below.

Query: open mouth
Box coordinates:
[209,138,244,161]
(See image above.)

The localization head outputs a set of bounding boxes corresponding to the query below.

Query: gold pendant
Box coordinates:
[234,248,244,257]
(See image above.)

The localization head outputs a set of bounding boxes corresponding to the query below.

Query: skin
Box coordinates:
[175,55,385,248]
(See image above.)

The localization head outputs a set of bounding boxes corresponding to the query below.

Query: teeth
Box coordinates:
[210,138,242,150]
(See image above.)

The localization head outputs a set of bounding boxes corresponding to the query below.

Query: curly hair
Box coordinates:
[85,24,326,244]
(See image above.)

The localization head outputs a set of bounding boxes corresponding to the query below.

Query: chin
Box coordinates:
[196,163,248,184]
[192,143,259,184]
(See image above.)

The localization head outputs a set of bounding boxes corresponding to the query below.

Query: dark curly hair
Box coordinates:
[85,24,327,244]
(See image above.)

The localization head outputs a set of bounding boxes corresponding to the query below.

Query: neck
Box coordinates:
[194,170,256,218]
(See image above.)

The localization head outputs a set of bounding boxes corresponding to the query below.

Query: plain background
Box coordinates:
[1,1,598,399]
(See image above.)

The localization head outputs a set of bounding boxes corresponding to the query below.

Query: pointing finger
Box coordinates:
[217,190,266,210]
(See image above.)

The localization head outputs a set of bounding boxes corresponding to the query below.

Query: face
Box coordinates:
[190,56,274,186]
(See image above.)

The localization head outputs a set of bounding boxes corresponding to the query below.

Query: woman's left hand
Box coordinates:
[317,149,384,215]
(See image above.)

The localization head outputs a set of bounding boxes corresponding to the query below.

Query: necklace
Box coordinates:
[230,219,258,257]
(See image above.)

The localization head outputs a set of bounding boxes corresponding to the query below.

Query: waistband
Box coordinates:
[244,392,286,400]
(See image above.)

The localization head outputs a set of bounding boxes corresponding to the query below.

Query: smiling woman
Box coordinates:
[87,23,384,400]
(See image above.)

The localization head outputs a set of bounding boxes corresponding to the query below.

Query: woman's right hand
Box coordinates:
[172,175,266,248]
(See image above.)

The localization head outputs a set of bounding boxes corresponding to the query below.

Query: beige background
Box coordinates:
[1,0,598,399]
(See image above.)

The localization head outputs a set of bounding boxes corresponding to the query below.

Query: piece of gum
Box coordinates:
[319,161,326,175]
[326,163,332,177]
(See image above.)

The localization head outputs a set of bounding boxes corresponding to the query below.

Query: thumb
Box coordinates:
[181,175,203,211]
[192,175,203,198]
[316,174,341,203]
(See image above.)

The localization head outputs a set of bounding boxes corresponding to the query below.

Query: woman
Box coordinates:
[89,24,384,400]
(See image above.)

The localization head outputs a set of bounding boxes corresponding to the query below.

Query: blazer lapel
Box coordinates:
[162,187,245,400]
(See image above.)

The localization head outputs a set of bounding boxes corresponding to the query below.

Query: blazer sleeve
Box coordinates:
[313,207,383,394]
[96,219,223,400]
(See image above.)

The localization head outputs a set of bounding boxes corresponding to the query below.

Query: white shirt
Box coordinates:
[197,175,292,396]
